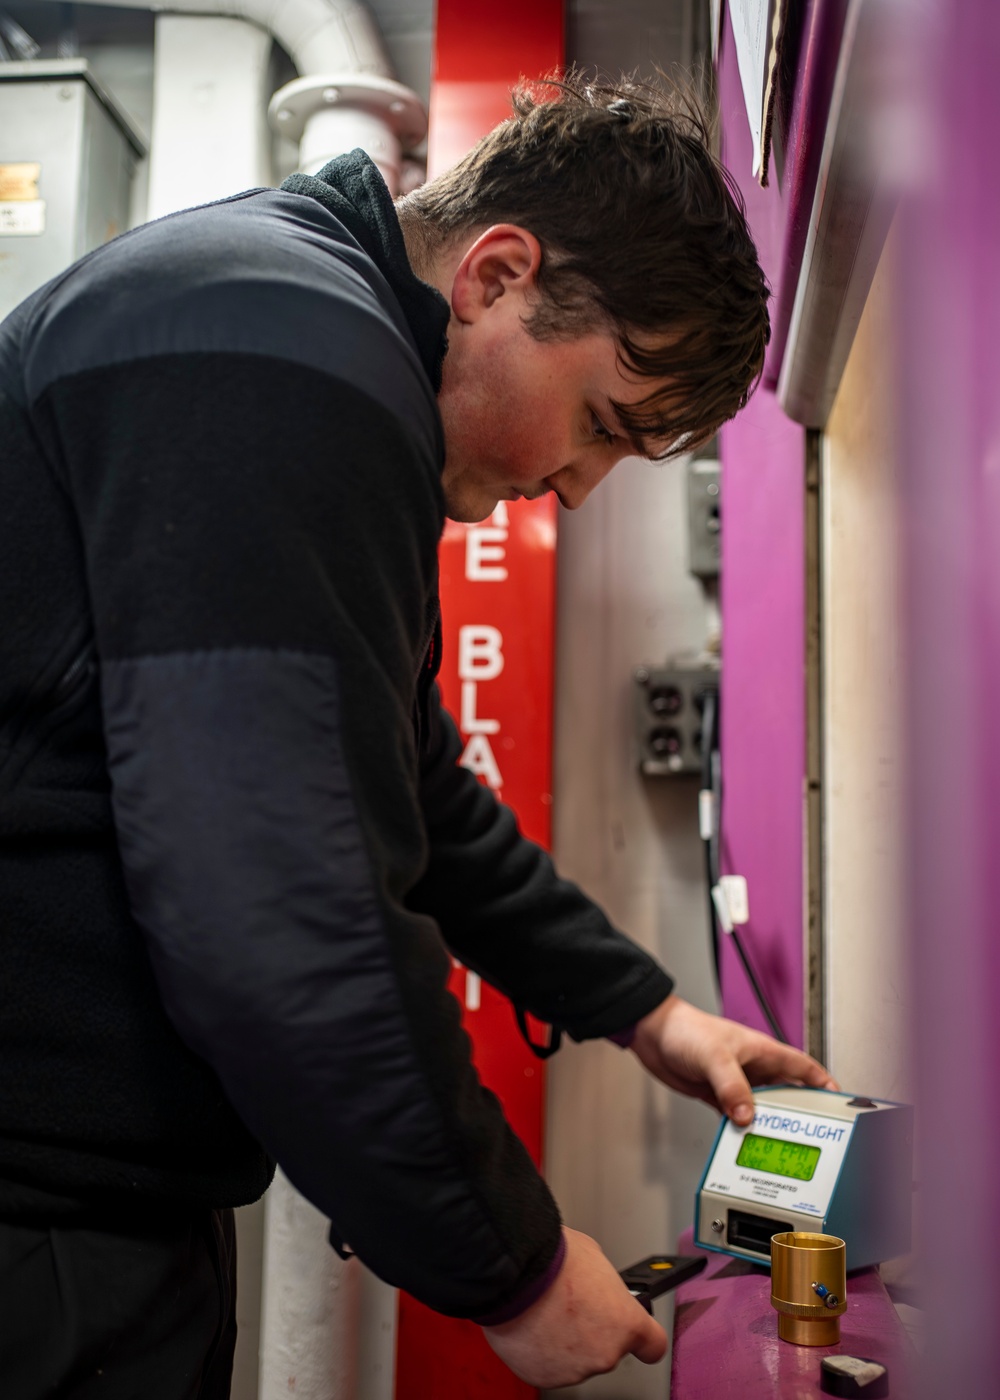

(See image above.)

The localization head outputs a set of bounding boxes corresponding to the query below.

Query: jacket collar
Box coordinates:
[281,151,450,393]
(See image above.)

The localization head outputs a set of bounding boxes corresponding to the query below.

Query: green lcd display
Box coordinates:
[735,1133,821,1181]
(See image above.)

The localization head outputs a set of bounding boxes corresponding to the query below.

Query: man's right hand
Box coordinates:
[481,1227,668,1388]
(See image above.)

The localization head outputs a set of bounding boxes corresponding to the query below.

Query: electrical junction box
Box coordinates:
[634,657,719,776]
[0,60,145,320]
[695,1086,913,1272]
[687,456,720,578]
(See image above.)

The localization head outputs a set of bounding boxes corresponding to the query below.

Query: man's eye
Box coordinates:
[591,413,615,443]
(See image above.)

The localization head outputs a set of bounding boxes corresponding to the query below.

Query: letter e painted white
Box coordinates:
[466,527,509,582]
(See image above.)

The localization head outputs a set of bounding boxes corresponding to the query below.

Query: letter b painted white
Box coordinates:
[458,625,504,681]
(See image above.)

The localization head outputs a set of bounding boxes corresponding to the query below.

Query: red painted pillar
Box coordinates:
[394,4,564,1397]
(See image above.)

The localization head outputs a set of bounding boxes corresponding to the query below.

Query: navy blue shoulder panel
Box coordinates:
[17,189,442,461]
[0,296,34,408]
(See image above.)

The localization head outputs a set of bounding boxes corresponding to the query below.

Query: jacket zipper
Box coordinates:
[412,600,441,752]
[0,640,96,787]
[38,642,96,715]
[48,646,94,708]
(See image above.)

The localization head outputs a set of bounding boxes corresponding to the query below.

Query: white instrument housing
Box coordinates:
[694,1086,913,1270]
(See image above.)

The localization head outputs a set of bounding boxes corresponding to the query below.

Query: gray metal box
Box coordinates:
[0,60,145,321]
[686,457,721,578]
[634,657,719,776]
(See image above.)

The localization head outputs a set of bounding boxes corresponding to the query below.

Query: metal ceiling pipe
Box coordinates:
[31,0,427,193]
[34,0,394,78]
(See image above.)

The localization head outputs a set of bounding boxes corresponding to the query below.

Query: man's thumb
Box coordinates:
[630,1314,668,1365]
[711,1060,755,1125]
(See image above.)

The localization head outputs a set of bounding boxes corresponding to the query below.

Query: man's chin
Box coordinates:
[443,484,551,523]
[446,509,496,524]
[442,485,499,524]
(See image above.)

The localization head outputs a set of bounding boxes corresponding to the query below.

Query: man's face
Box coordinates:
[431,226,664,523]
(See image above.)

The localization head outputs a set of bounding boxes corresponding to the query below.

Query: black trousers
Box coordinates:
[0,1208,237,1400]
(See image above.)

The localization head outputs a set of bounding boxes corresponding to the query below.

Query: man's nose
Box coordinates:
[546,453,626,510]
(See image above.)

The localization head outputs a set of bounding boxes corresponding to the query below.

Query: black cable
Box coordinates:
[731,930,788,1044]
[701,689,722,990]
[700,685,789,1045]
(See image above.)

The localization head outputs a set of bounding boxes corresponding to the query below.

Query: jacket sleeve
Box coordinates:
[30,332,562,1319]
[408,686,675,1039]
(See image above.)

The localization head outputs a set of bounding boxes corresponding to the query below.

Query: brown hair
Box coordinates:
[401,72,770,458]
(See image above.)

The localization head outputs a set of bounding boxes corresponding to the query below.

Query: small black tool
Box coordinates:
[619,1254,708,1313]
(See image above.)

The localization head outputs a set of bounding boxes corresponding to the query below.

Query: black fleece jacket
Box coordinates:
[0,152,674,1318]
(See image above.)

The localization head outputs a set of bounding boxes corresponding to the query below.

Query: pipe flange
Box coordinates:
[268,73,426,150]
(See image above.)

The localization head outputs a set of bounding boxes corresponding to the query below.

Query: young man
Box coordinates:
[0,76,835,1394]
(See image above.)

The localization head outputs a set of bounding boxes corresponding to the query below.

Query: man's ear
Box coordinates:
[449,224,542,324]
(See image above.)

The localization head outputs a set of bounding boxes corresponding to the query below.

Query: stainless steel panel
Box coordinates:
[0,61,144,320]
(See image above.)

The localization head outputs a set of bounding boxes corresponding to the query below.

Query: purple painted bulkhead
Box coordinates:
[716,1,852,1047]
[717,8,807,1046]
[899,3,1000,1395]
[717,0,1000,1386]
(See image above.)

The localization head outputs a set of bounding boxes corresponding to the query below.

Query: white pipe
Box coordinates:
[299,105,399,180]
[260,1170,361,1400]
[233,0,390,76]
[146,14,274,219]
[34,0,393,79]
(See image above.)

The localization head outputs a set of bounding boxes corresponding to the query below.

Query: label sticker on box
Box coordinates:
[0,163,41,200]
[0,200,46,235]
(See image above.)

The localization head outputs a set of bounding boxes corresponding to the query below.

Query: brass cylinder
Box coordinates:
[770,1232,847,1347]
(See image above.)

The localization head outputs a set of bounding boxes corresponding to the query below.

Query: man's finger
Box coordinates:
[780,1046,838,1089]
[706,1055,755,1125]
[630,1314,669,1365]
[805,1060,840,1090]
[723,1044,838,1123]
[748,1042,839,1091]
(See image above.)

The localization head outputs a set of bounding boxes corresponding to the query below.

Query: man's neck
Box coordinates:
[395,201,457,306]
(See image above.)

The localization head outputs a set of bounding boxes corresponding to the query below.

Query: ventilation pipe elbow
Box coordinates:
[31,0,427,193]
[246,0,393,76]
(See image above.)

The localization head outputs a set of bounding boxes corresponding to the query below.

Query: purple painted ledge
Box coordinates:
[670,1228,915,1398]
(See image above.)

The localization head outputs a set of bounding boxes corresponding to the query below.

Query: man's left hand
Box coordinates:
[631,994,838,1126]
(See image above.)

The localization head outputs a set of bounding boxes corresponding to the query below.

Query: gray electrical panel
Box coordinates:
[0,60,145,321]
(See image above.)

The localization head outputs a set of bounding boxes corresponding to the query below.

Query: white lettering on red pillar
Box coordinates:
[456,503,509,791]
[396,2,563,1388]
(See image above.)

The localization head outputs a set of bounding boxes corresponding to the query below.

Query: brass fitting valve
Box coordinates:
[770,1232,848,1346]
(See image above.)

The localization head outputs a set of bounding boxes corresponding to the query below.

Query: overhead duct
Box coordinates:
[31,0,427,194]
